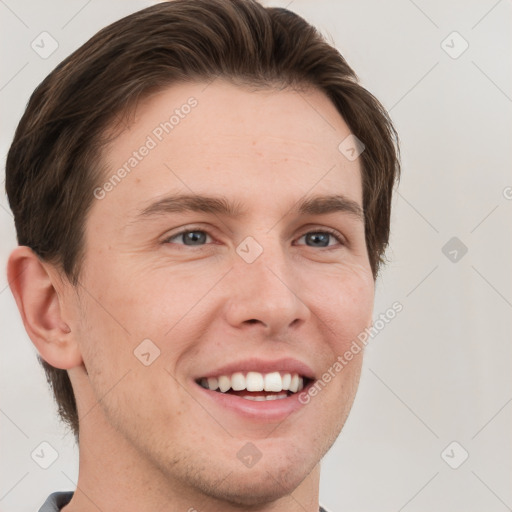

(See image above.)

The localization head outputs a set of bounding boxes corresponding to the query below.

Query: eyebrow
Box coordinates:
[134,193,364,223]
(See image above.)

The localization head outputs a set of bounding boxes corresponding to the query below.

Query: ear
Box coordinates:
[7,246,83,370]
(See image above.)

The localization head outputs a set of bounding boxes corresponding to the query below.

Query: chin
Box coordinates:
[205,463,311,508]
[168,446,318,509]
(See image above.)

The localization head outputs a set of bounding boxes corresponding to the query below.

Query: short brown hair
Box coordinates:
[5,0,400,443]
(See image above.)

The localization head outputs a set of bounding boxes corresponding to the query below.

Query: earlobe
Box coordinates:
[7,246,83,370]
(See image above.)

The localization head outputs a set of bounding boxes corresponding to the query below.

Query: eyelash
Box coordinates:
[162,226,346,249]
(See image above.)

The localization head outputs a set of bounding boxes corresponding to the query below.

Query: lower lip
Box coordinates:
[193,381,314,421]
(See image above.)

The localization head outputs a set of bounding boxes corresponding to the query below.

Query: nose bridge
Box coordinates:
[238,227,291,283]
[242,234,288,290]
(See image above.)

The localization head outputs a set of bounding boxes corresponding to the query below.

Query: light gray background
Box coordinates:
[1,1,511,511]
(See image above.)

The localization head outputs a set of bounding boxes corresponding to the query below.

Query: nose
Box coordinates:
[223,237,310,337]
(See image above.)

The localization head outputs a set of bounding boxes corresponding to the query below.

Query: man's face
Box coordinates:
[67,80,374,504]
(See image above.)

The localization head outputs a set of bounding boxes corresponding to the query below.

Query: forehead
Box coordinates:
[94,80,363,223]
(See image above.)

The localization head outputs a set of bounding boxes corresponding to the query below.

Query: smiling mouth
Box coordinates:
[195,371,312,401]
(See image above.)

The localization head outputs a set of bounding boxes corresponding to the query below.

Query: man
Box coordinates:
[5,0,400,511]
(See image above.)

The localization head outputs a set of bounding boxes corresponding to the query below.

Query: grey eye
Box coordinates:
[167,230,211,245]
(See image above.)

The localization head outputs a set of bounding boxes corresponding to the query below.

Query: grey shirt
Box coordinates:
[38,491,73,512]
[38,491,331,511]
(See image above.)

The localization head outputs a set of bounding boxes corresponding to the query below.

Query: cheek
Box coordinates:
[72,261,144,381]
[311,265,374,345]
[74,296,125,383]
[75,259,213,379]
[77,254,163,336]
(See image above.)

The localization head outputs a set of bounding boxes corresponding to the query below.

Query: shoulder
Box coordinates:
[37,491,74,512]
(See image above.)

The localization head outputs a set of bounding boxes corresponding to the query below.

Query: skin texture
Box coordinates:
[8,80,375,512]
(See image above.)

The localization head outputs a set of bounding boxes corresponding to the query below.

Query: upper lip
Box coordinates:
[195,357,316,381]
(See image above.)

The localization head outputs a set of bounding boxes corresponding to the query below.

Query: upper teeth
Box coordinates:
[200,372,305,393]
